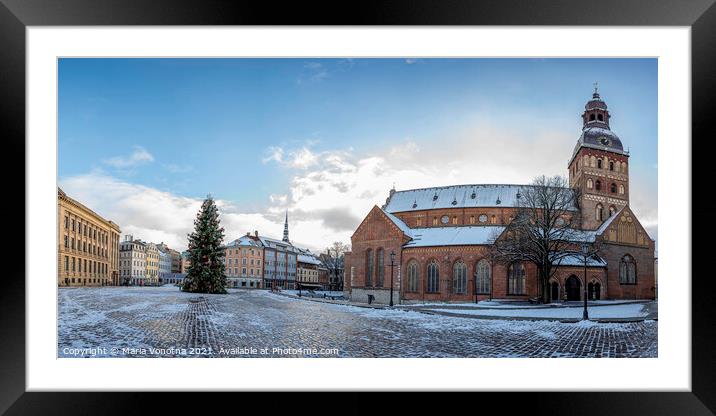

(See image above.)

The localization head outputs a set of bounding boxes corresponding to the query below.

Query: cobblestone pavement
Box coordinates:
[58,286,657,358]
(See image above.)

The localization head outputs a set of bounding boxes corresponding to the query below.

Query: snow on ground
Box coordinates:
[419,303,650,319]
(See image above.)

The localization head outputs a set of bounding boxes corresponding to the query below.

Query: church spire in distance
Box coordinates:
[282,210,289,243]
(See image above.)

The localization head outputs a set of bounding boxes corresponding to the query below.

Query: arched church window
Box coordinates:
[376,248,384,287]
[452,261,467,294]
[609,205,616,217]
[595,180,601,191]
[609,161,614,171]
[508,263,526,295]
[619,185,625,194]
[597,113,604,121]
[587,178,593,189]
[619,255,637,284]
[407,261,419,292]
[365,249,373,287]
[597,159,602,169]
[596,203,603,221]
[589,113,596,121]
[426,261,440,293]
[476,260,491,294]
[610,183,617,193]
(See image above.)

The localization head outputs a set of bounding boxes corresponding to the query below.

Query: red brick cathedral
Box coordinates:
[345,89,656,304]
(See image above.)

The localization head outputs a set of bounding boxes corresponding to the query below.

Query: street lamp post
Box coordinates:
[581,243,590,321]
[389,250,396,307]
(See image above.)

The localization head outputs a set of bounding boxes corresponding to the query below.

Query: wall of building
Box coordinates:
[58,189,120,287]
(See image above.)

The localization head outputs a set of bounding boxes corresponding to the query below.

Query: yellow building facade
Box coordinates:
[58,188,121,287]
[145,243,160,285]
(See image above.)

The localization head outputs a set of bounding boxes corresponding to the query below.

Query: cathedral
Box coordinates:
[345,89,656,304]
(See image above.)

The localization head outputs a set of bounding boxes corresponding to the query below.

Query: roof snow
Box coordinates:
[553,253,607,268]
[384,184,526,213]
[403,226,505,248]
[297,254,322,265]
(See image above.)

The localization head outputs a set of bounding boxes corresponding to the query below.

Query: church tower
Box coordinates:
[282,210,290,242]
[568,85,630,230]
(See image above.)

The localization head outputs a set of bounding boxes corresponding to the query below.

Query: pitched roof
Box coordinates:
[381,209,413,237]
[553,253,607,268]
[403,226,505,248]
[384,184,526,213]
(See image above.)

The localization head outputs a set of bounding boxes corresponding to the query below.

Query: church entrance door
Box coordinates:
[566,275,581,301]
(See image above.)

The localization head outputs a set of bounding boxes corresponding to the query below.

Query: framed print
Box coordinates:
[2,0,712,413]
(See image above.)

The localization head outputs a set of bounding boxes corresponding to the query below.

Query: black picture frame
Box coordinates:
[1,0,710,413]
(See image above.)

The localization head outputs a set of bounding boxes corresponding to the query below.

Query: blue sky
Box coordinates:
[58,58,657,251]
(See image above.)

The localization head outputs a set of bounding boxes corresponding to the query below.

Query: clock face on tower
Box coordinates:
[599,136,612,146]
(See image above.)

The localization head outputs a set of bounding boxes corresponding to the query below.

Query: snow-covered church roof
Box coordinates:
[383,184,527,213]
[403,225,505,248]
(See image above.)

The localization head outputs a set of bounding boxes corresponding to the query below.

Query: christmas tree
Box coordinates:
[181,195,228,294]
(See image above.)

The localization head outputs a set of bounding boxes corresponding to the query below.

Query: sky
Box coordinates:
[58,58,658,253]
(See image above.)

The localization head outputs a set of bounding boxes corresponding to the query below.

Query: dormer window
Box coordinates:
[496,198,501,205]
[432,193,438,201]
[451,199,457,206]
[471,192,476,199]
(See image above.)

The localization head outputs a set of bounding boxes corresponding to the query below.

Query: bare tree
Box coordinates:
[322,242,350,291]
[490,175,585,303]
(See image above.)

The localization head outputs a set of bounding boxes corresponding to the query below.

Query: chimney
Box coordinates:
[254,230,259,237]
[246,232,250,236]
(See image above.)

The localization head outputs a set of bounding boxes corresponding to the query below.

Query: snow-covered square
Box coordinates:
[58,286,657,358]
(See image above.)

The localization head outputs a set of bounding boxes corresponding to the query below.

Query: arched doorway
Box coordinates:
[550,281,559,303]
[565,275,581,301]
[588,281,601,300]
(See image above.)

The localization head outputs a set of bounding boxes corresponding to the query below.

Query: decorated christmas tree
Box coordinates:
[181,195,227,294]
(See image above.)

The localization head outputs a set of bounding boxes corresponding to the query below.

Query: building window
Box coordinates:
[432,217,438,226]
[490,215,496,224]
[610,183,617,193]
[597,113,604,121]
[597,159,602,169]
[479,214,488,223]
[595,180,601,191]
[469,215,475,224]
[619,255,637,284]
[376,248,384,287]
[64,256,69,271]
[508,263,526,295]
[586,178,593,189]
[619,184,625,194]
[426,261,440,293]
[416,217,422,226]
[365,249,373,287]
[452,261,467,294]
[407,261,419,292]
[609,161,614,171]
[596,203,603,221]
[476,259,491,294]
[64,216,69,229]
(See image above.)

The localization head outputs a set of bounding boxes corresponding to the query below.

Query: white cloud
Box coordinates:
[63,118,656,254]
[298,62,329,84]
[262,146,284,164]
[103,146,154,169]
